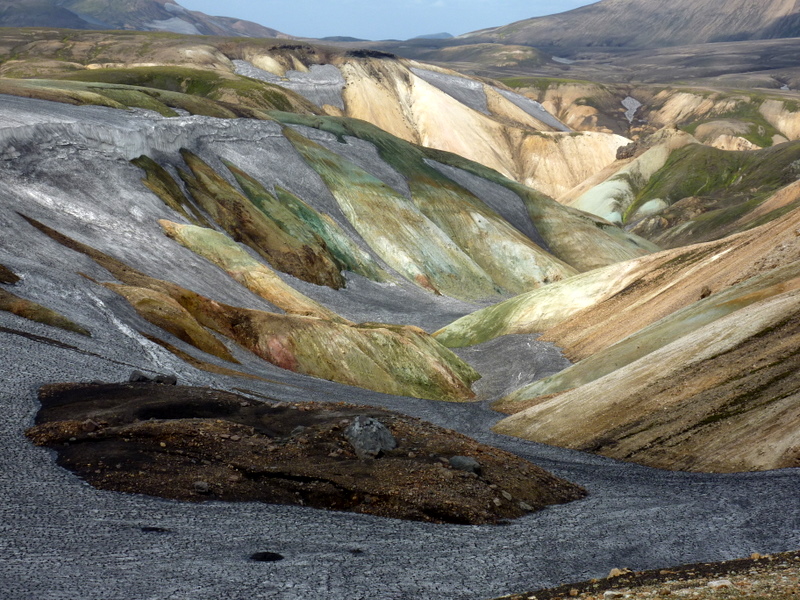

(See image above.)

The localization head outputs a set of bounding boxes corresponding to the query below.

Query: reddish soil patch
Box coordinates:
[26,382,586,524]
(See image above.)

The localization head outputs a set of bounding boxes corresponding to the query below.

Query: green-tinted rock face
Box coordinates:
[224,162,389,283]
[0,288,90,336]
[272,186,389,283]
[159,220,346,323]
[25,216,480,402]
[282,126,503,300]
[417,144,660,272]
[177,149,346,289]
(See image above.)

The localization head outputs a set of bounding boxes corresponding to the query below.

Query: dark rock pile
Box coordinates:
[26,382,586,525]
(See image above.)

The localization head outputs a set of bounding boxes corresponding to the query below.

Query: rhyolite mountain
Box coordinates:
[0,27,798,475]
[463,0,800,50]
[1,11,799,600]
[0,0,289,37]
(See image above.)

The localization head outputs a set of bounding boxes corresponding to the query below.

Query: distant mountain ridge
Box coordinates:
[463,0,800,49]
[0,0,289,38]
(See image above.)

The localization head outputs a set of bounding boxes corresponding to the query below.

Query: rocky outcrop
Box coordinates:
[26,383,586,524]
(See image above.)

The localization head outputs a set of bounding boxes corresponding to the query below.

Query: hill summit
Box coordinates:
[464,0,800,49]
[0,0,289,38]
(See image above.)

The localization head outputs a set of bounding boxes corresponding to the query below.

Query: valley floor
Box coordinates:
[1,313,798,600]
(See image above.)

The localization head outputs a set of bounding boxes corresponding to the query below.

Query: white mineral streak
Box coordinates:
[410,68,490,115]
[622,96,643,124]
[493,88,571,132]
[234,60,346,110]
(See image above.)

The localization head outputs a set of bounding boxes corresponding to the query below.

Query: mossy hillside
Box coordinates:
[498,76,593,92]
[272,112,657,275]
[223,162,389,284]
[626,141,800,240]
[24,216,480,402]
[497,260,800,410]
[281,125,503,301]
[177,149,346,289]
[0,77,242,118]
[433,260,645,348]
[636,194,767,249]
[59,66,319,114]
[273,187,390,283]
[406,173,577,293]
[417,144,660,271]
[678,95,781,148]
[284,114,581,292]
[159,220,347,323]
[103,283,237,362]
[422,43,549,70]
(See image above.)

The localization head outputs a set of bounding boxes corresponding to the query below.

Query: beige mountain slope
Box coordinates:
[494,287,800,472]
[480,197,800,472]
[465,0,800,50]
[240,51,630,199]
[438,183,800,348]
[559,127,698,223]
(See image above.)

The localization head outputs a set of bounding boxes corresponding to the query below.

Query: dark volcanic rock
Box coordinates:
[250,552,284,562]
[129,370,152,383]
[25,383,586,525]
[0,264,20,285]
[616,142,639,160]
[449,455,482,475]
[344,416,397,459]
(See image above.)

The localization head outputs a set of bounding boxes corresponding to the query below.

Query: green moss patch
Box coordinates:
[627,141,800,246]
[0,288,90,336]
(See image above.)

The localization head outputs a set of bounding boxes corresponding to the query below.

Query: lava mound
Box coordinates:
[26,382,586,524]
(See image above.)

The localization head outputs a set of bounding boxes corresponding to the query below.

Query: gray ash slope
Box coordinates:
[0,96,798,600]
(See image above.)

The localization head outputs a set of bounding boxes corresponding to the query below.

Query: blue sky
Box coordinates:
[177,0,597,40]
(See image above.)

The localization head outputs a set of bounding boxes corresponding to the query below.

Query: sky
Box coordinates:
[176,0,598,41]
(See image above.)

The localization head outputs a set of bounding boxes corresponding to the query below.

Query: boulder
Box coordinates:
[616,142,639,160]
[129,370,152,383]
[344,417,396,459]
[192,480,210,494]
[449,455,482,475]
